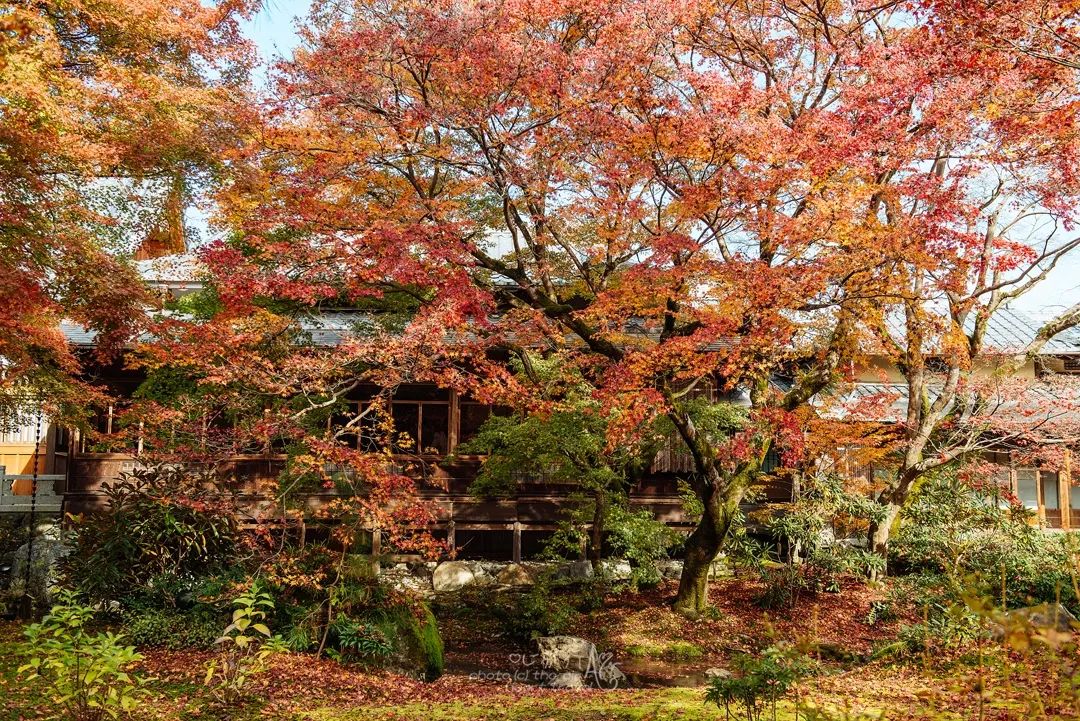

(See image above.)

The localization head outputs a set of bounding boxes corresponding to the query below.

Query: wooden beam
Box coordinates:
[1061,451,1072,531]
[512,521,522,563]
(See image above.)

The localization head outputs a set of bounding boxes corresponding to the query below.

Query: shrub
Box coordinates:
[122,604,222,650]
[494,577,576,643]
[604,504,681,588]
[65,465,240,603]
[18,590,148,721]
[892,470,1080,613]
[204,585,287,705]
[756,473,886,609]
[333,605,444,678]
[706,644,815,721]
[330,618,394,662]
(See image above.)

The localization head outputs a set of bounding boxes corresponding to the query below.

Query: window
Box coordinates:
[458,402,511,446]
[1016,469,1039,510]
[391,401,449,454]
[336,387,451,455]
[1041,471,1060,511]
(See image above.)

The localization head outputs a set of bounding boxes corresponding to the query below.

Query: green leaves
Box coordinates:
[205,584,285,704]
[18,591,149,721]
[706,644,816,721]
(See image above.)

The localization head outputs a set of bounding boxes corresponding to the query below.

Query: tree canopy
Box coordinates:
[0,0,256,425]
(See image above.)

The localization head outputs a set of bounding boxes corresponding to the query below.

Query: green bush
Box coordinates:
[706,644,815,721]
[350,605,444,679]
[494,578,576,643]
[892,470,1079,613]
[65,465,240,603]
[755,473,886,610]
[604,504,681,588]
[330,618,394,662]
[19,590,149,721]
[122,604,222,650]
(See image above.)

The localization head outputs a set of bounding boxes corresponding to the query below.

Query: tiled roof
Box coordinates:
[878,307,1080,355]
[976,308,1080,354]
[822,381,1080,424]
[59,320,99,347]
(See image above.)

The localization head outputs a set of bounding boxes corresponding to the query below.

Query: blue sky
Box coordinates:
[242,0,311,84]
[234,1,1079,316]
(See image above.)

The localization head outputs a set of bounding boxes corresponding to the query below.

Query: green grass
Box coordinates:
[300,688,718,721]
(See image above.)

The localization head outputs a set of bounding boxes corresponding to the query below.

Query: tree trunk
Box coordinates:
[589,490,606,571]
[866,500,902,580]
[673,519,719,615]
[673,485,738,616]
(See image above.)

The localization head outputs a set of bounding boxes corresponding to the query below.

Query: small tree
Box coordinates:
[19,591,149,721]
[204,585,286,705]
[459,356,671,571]
[706,644,814,721]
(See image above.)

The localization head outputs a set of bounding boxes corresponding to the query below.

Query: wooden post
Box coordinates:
[447,520,456,556]
[1061,451,1072,531]
[371,527,382,573]
[448,390,460,452]
[512,521,522,564]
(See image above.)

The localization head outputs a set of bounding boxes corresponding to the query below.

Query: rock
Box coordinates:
[432,561,476,592]
[547,671,585,689]
[7,524,69,607]
[496,563,534,586]
[387,571,434,597]
[994,603,1078,638]
[601,559,633,581]
[708,556,733,579]
[551,560,594,584]
[464,561,496,586]
[656,559,684,580]
[814,642,862,663]
[704,667,731,680]
[537,635,596,673]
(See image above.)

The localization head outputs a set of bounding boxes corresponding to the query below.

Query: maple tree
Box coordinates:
[0,0,256,426]
[855,269,1080,567]
[834,0,1080,565]
[180,0,1080,612]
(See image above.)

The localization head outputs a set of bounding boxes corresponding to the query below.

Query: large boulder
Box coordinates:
[600,559,633,581]
[496,563,534,586]
[993,603,1078,639]
[547,671,585,689]
[537,635,595,673]
[656,559,684,580]
[551,560,594,584]
[536,636,625,689]
[7,524,69,608]
[432,561,476,592]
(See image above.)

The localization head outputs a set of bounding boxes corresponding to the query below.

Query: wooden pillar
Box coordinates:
[512,521,522,564]
[448,390,460,452]
[371,527,382,573]
[447,520,456,556]
[1061,451,1072,531]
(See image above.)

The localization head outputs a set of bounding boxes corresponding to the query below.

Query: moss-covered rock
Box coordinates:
[366,604,444,680]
